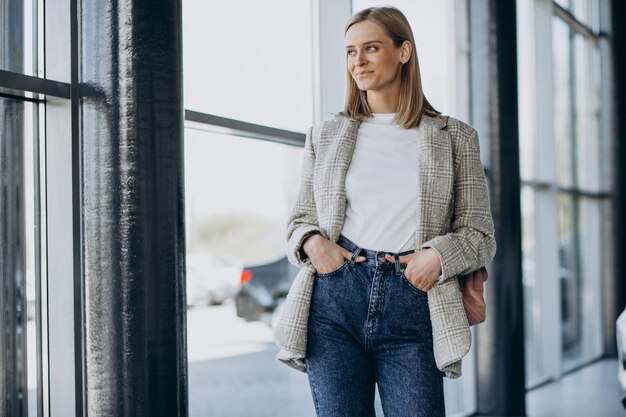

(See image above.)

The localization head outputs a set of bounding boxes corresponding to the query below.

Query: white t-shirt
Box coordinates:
[340,112,421,253]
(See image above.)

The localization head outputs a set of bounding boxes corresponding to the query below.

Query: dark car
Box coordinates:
[235,255,299,327]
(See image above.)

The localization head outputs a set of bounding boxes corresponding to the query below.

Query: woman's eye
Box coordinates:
[347,46,376,56]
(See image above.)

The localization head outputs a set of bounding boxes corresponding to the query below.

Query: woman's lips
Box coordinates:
[357,71,373,78]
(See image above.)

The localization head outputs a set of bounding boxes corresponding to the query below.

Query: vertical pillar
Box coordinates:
[312,0,352,122]
[0,2,28,416]
[469,0,526,415]
[79,0,187,415]
[611,0,626,342]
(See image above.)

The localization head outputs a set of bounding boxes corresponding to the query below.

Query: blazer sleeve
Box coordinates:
[419,127,497,284]
[285,126,325,268]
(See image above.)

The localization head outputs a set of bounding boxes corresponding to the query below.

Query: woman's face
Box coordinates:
[345,20,408,93]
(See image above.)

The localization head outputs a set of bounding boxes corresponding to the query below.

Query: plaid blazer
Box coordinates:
[274,112,496,379]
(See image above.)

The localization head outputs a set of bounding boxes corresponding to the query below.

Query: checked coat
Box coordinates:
[274,112,496,378]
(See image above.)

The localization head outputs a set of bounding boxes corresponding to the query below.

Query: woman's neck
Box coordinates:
[366,78,402,113]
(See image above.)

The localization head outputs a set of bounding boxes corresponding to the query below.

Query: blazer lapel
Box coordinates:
[414,116,454,246]
[320,117,360,243]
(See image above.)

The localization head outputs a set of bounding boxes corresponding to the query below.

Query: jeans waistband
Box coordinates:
[336,234,415,275]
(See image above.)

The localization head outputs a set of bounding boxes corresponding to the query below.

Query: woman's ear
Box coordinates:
[401,40,412,62]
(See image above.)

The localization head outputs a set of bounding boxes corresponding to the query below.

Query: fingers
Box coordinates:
[386,252,437,291]
[339,247,366,262]
[384,253,395,262]
[384,253,407,265]
[411,274,438,292]
[383,252,418,264]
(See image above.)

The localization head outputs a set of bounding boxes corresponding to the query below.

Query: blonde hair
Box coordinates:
[340,6,440,128]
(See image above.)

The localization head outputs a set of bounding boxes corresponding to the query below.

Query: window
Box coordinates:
[183,0,314,132]
[551,4,606,372]
[0,0,47,414]
[182,1,316,415]
[517,0,609,386]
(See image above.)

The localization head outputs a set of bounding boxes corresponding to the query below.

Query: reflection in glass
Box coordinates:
[557,193,583,365]
[184,126,317,417]
[1,97,27,415]
[0,0,39,75]
[0,97,43,417]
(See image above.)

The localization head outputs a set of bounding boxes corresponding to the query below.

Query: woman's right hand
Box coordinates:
[303,234,366,274]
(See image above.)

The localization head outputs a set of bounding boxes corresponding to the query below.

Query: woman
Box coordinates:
[275,6,496,417]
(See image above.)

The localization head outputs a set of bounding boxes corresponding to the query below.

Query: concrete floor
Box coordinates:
[526,358,625,417]
[187,304,626,416]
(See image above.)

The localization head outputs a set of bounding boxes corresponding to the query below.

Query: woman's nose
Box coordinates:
[355,50,367,64]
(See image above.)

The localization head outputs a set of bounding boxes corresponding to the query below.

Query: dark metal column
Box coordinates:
[79,0,187,415]
[611,0,626,337]
[469,0,526,415]
[0,1,28,416]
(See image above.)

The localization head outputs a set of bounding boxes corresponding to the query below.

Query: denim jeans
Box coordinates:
[305,234,445,417]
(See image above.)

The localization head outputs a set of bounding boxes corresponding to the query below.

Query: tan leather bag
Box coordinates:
[439,114,489,326]
[458,267,488,326]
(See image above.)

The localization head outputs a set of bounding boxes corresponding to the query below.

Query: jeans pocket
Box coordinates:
[315,259,350,277]
[401,271,428,297]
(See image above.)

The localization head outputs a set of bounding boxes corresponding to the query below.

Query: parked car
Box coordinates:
[186,253,242,307]
[235,255,299,327]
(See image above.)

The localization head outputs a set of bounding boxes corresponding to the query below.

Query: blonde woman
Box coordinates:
[275,6,496,417]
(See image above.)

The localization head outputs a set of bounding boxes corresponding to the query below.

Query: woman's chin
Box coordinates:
[356,82,374,92]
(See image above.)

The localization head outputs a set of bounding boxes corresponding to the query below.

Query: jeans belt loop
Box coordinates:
[393,253,402,275]
[350,247,363,267]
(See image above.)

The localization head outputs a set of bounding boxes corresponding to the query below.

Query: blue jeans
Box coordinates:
[305,234,445,417]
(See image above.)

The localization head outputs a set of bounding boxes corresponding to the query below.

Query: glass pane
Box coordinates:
[594,45,610,193]
[185,126,317,417]
[0,97,43,417]
[570,0,599,31]
[182,1,313,132]
[552,17,573,188]
[573,34,602,193]
[556,192,603,370]
[566,196,603,369]
[0,0,38,76]
[557,193,581,366]
[517,0,535,181]
[351,0,457,112]
[24,101,44,417]
[521,186,541,382]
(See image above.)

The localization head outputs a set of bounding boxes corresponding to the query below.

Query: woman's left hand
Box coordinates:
[384,248,442,292]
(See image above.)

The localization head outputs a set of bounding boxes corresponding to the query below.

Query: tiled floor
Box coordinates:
[526,358,625,417]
